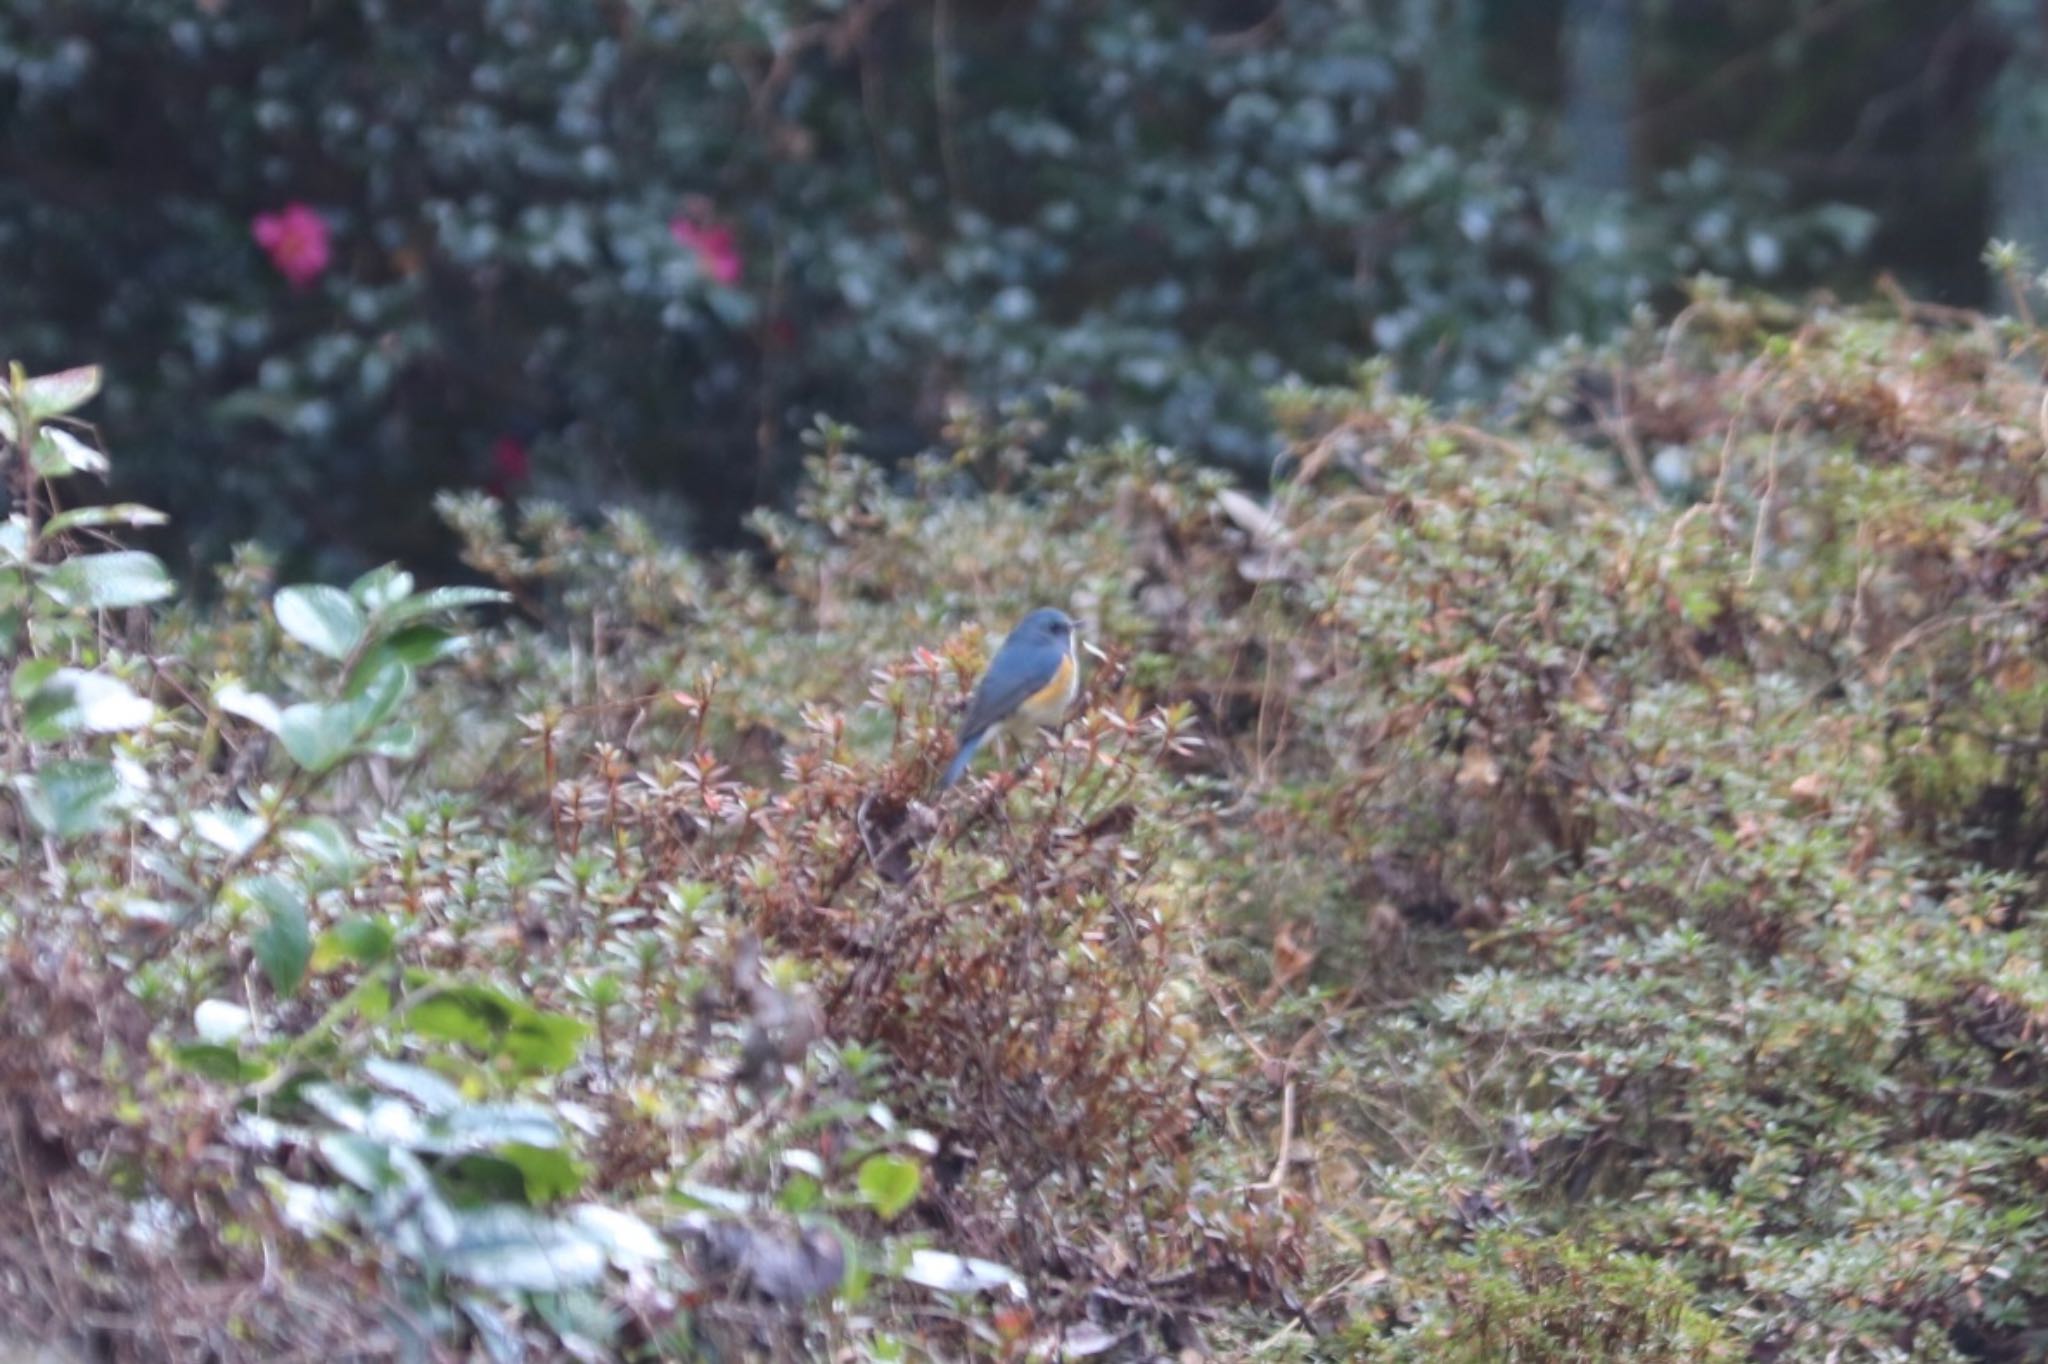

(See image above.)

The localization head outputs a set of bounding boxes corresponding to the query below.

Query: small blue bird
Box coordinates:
[938,608,1080,790]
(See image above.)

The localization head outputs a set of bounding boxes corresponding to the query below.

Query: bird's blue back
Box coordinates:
[939,608,1074,789]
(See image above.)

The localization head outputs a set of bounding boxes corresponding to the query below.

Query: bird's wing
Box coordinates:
[956,641,1063,741]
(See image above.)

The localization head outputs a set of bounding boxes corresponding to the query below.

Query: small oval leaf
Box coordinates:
[275,584,365,660]
[856,1153,922,1220]
[40,551,175,610]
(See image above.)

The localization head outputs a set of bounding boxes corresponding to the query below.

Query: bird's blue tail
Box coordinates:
[939,729,987,790]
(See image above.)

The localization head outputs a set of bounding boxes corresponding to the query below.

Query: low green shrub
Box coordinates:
[15,279,2048,1359]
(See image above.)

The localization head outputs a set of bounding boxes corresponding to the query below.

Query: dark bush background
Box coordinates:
[0,0,2035,575]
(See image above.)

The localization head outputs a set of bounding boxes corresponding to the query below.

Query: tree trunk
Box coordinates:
[1986,1,2048,292]
[1562,0,1635,195]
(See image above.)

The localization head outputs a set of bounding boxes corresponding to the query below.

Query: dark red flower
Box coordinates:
[486,436,531,499]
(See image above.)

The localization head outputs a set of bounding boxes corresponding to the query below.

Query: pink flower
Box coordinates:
[670,215,742,286]
[252,203,332,289]
[486,436,531,499]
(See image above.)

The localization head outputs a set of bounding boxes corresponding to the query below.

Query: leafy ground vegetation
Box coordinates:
[10,277,2048,1360]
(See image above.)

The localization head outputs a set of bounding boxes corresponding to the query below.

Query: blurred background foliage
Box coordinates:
[0,0,2032,575]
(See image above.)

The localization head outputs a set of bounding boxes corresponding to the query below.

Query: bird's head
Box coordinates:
[1012,608,1076,647]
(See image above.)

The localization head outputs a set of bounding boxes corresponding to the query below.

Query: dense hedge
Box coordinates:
[0,0,1873,573]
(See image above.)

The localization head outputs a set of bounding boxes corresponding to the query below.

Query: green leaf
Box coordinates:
[856,1153,922,1220]
[42,503,168,535]
[283,816,359,878]
[405,987,510,1049]
[22,667,152,740]
[19,365,101,421]
[244,876,311,998]
[274,584,365,660]
[440,1154,532,1205]
[401,985,587,1075]
[11,657,59,699]
[13,760,122,838]
[502,1010,588,1075]
[437,1207,608,1293]
[314,915,396,969]
[383,586,511,627]
[39,550,175,609]
[779,1174,823,1213]
[31,426,109,478]
[172,1043,268,1083]
[498,1143,586,1203]
[366,624,465,670]
[362,721,420,760]
[277,662,407,773]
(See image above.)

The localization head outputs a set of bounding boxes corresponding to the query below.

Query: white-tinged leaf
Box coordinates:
[438,1206,608,1293]
[900,1249,1026,1298]
[274,584,365,660]
[194,999,254,1044]
[384,585,511,626]
[216,681,284,734]
[675,1182,754,1214]
[22,667,153,740]
[116,897,183,929]
[265,1174,350,1237]
[302,1082,371,1132]
[363,720,420,760]
[568,1205,668,1268]
[283,816,359,874]
[781,1148,825,1178]
[194,808,266,856]
[363,1058,464,1116]
[350,564,415,613]
[13,760,123,838]
[426,1103,566,1153]
[317,1132,395,1192]
[20,365,102,420]
[32,426,109,478]
[362,1097,427,1146]
[39,550,175,610]
[1047,1323,1133,1358]
[43,503,169,535]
